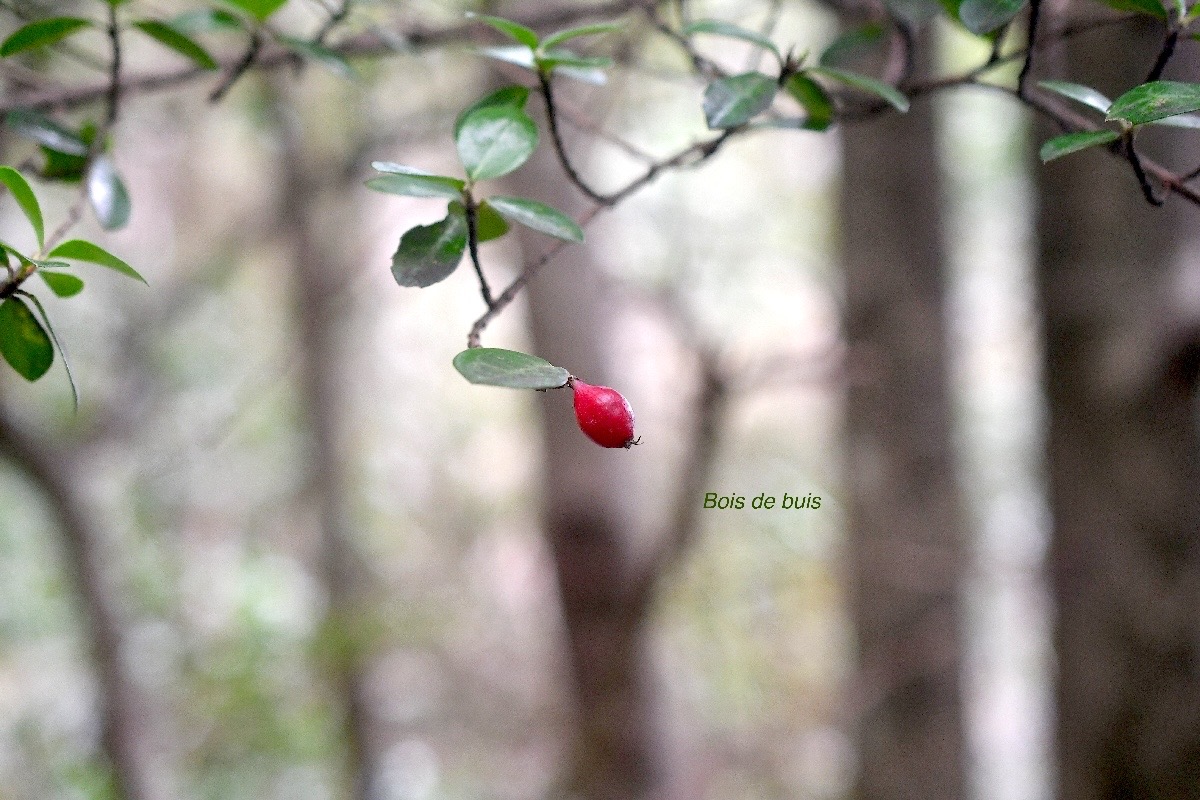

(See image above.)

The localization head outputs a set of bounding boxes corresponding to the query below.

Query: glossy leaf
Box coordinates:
[536,50,614,72]
[5,110,89,156]
[0,166,44,249]
[1039,80,1111,114]
[454,86,530,139]
[452,347,569,390]
[811,66,909,112]
[479,45,536,70]
[390,208,468,287]
[40,146,89,182]
[0,17,91,57]
[455,105,538,182]
[222,0,287,22]
[367,164,465,200]
[486,196,583,242]
[47,239,146,283]
[1107,81,1200,125]
[0,297,52,381]
[87,156,131,230]
[466,13,539,49]
[703,72,778,129]
[40,270,85,297]
[819,23,884,67]
[1039,129,1119,162]
[684,19,781,60]
[21,291,77,407]
[131,20,218,69]
[170,9,243,32]
[784,74,834,130]
[552,65,609,86]
[278,36,357,79]
[958,0,1026,33]
[1151,112,1200,128]
[1095,0,1167,17]
[540,22,622,50]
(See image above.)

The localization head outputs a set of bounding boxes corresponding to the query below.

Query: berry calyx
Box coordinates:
[570,377,638,449]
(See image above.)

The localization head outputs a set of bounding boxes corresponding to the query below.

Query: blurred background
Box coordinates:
[2,0,1198,799]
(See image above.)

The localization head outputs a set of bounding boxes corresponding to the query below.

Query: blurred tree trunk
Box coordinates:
[511,122,666,800]
[274,88,376,800]
[838,29,969,800]
[1034,12,1200,799]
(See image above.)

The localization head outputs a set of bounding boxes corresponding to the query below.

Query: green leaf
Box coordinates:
[367,164,465,200]
[478,45,536,70]
[5,110,89,156]
[0,17,92,58]
[466,13,539,49]
[131,20,218,69]
[222,0,287,22]
[1038,80,1111,114]
[391,208,468,287]
[86,156,131,231]
[819,23,885,67]
[473,201,510,242]
[540,22,622,51]
[0,297,53,381]
[958,0,1026,33]
[683,19,781,60]
[47,239,146,283]
[0,167,44,249]
[170,9,243,33]
[1107,81,1200,125]
[20,291,77,407]
[454,86,530,140]
[1095,0,1167,17]
[783,74,834,130]
[278,36,357,79]
[452,347,569,389]
[702,72,778,129]
[486,196,583,242]
[39,270,84,297]
[810,66,909,112]
[455,104,538,182]
[536,49,614,72]
[40,146,88,182]
[1038,129,1119,162]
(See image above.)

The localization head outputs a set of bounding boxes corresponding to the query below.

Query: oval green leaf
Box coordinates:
[5,110,89,156]
[367,164,466,200]
[784,74,833,130]
[1038,129,1120,162]
[0,296,53,381]
[958,0,1027,33]
[0,17,92,58]
[455,104,538,182]
[466,13,539,49]
[486,196,583,242]
[222,0,287,22]
[454,86,530,140]
[703,72,778,129]
[391,208,468,287]
[1107,81,1200,126]
[87,156,131,230]
[1039,80,1111,114]
[819,23,884,67]
[452,347,569,389]
[684,19,781,60]
[540,22,623,51]
[0,166,44,249]
[131,20,218,69]
[473,201,510,242]
[47,239,146,283]
[810,66,909,112]
[40,270,85,297]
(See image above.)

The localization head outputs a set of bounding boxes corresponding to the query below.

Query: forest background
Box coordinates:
[1,0,1197,799]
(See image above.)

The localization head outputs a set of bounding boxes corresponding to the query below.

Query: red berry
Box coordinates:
[571,378,638,449]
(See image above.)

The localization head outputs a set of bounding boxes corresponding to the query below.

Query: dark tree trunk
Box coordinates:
[1035,13,1200,800]
[838,31,969,800]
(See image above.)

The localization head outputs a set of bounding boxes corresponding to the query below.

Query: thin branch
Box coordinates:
[1145,27,1179,83]
[209,29,263,103]
[1018,0,1041,98]
[1123,130,1164,206]
[104,1,121,127]
[463,194,494,308]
